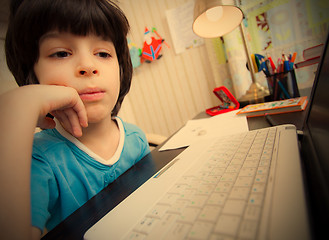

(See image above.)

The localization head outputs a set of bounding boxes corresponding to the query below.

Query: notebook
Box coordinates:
[84,31,329,240]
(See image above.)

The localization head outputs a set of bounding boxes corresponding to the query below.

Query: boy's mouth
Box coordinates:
[79,88,105,101]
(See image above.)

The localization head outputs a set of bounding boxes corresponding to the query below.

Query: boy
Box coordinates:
[4,0,150,237]
[0,85,88,239]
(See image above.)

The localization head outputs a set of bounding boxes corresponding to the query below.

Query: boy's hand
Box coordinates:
[31,85,88,137]
[0,84,88,239]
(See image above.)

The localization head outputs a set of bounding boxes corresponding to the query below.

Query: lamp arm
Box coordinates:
[239,22,257,84]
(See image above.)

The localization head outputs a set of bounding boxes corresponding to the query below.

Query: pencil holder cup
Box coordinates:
[266,70,300,101]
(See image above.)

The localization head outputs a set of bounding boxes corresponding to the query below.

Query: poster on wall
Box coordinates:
[166,0,204,54]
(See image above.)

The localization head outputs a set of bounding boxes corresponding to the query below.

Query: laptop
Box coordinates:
[84,32,329,240]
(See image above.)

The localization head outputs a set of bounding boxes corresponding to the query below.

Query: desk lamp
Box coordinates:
[193,0,269,103]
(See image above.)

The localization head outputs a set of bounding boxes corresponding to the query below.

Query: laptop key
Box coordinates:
[244,205,261,221]
[163,222,192,240]
[187,221,214,240]
[145,213,178,240]
[222,199,246,216]
[121,128,279,239]
[213,214,241,236]
[178,207,201,224]
[146,204,169,219]
[124,231,147,240]
[238,219,259,239]
[198,205,222,222]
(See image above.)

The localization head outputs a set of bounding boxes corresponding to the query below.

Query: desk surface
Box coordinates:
[42,110,307,240]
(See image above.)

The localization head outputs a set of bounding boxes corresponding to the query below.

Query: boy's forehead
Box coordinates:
[39,31,114,43]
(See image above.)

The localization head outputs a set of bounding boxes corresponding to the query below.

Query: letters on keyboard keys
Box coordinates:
[124,128,278,240]
[124,232,147,240]
[222,199,246,215]
[198,205,222,222]
[187,221,214,240]
[145,213,178,240]
[214,215,241,236]
[238,220,259,239]
[146,204,169,219]
[163,222,192,240]
[178,207,200,224]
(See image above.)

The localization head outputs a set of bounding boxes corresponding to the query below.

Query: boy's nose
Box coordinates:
[79,68,98,76]
[76,56,99,77]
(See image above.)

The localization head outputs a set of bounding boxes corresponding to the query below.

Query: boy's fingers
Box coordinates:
[59,93,88,129]
[38,117,56,130]
[35,85,88,135]
[73,102,88,128]
[53,108,83,138]
[64,108,83,137]
[51,110,78,137]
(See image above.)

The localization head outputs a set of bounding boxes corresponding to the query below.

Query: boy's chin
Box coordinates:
[86,112,112,124]
[85,105,113,123]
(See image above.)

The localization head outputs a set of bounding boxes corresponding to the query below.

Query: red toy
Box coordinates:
[206,86,240,116]
[141,27,164,63]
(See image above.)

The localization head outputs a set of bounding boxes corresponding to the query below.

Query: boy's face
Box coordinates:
[34,32,120,123]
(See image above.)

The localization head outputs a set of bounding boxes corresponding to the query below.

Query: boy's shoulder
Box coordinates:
[33,129,68,152]
[118,118,145,136]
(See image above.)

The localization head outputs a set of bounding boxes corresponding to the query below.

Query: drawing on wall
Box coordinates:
[128,38,142,69]
[129,27,169,67]
[140,27,169,63]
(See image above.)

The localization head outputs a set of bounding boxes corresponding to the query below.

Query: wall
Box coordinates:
[117,0,229,137]
[116,0,329,138]
[0,0,226,138]
[1,0,327,139]
[240,0,328,90]
[0,7,17,95]
[0,41,17,95]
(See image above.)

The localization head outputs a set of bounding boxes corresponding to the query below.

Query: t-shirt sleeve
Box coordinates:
[132,125,151,162]
[30,151,58,232]
[121,120,151,161]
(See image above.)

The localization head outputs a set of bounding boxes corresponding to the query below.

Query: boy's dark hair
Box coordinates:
[5,0,132,116]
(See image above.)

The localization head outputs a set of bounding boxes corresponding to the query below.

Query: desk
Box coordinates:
[42,110,308,240]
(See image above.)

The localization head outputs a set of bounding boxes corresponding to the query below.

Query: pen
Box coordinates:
[277,80,291,98]
[266,53,276,71]
[284,55,290,71]
[290,52,297,69]
[265,113,277,126]
[251,54,258,73]
[290,52,297,63]
[265,58,274,75]
[255,55,261,72]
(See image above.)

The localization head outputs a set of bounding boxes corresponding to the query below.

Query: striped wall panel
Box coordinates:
[118,0,224,137]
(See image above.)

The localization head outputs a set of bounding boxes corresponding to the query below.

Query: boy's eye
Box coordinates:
[96,52,111,58]
[50,51,71,58]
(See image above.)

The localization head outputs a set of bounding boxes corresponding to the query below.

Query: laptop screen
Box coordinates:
[301,30,329,237]
[305,34,329,186]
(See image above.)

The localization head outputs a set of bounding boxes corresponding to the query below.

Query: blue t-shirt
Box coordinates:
[31,118,150,232]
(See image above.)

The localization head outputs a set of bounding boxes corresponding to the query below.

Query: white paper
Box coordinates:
[165,0,204,54]
[159,110,249,151]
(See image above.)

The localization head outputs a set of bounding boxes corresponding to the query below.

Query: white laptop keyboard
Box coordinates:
[124,127,277,240]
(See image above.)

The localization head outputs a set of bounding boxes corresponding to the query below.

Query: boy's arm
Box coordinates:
[0,85,87,240]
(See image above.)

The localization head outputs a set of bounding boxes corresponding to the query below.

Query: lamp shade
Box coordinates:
[193,0,243,38]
